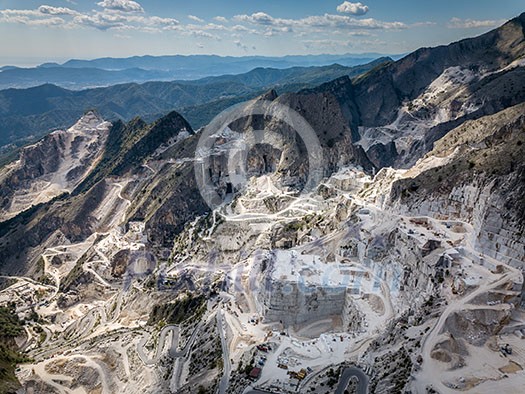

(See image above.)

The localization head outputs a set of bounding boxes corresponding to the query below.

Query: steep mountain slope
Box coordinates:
[355,13,525,125]
[0,111,110,222]
[352,13,525,167]
[386,103,525,267]
[0,110,200,276]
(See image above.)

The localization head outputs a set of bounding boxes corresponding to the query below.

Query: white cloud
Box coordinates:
[196,42,204,48]
[0,10,66,27]
[447,17,503,29]
[303,14,406,29]
[194,31,215,38]
[0,8,70,27]
[188,15,204,23]
[263,26,293,37]
[234,12,406,31]
[97,0,144,13]
[73,12,124,30]
[336,2,369,16]
[148,16,179,26]
[0,5,182,32]
[71,11,179,31]
[203,23,228,31]
[1,9,42,17]
[231,24,252,32]
[234,12,293,28]
[38,5,79,16]
[0,4,408,45]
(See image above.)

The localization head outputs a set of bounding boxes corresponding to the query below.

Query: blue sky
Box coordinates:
[0,1,523,66]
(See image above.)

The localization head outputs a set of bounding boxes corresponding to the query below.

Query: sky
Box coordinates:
[0,0,523,66]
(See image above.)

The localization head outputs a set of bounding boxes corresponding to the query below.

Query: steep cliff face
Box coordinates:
[0,111,202,275]
[388,103,525,267]
[0,111,110,222]
[225,78,373,182]
[317,13,525,169]
[276,77,373,173]
[354,12,525,127]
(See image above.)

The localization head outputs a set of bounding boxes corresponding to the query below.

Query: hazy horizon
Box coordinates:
[0,51,404,69]
[1,1,523,67]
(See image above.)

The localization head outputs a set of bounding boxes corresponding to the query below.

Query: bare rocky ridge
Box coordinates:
[355,12,525,126]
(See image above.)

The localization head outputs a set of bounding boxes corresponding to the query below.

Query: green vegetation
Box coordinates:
[0,306,29,393]
[147,294,206,325]
[75,110,193,196]
[351,59,393,85]
[283,220,304,232]
[0,307,22,338]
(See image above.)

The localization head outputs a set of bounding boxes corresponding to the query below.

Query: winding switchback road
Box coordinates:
[335,367,369,394]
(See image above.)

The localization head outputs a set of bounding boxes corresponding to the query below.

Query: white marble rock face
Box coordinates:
[260,280,347,326]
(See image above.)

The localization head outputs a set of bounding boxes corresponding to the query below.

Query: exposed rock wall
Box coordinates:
[388,105,525,269]
[0,111,110,221]
[260,280,347,326]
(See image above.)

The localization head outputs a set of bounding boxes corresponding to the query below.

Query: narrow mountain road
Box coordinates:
[217,309,232,394]
[113,181,131,224]
[335,367,369,394]
[415,263,521,392]
[137,325,180,365]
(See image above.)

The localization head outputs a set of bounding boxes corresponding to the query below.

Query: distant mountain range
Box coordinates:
[0,53,402,90]
[0,58,391,153]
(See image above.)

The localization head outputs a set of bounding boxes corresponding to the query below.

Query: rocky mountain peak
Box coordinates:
[66,109,109,133]
[259,88,278,101]
[153,110,194,135]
